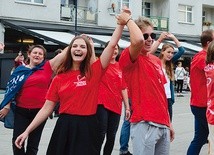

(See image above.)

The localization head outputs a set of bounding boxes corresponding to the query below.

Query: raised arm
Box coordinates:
[150,32,168,54]
[99,24,124,69]
[49,47,68,72]
[15,100,56,149]
[116,8,144,61]
[168,33,185,62]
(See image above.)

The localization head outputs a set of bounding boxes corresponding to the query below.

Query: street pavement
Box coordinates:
[0,91,209,155]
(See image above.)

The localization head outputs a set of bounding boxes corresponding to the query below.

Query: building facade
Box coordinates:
[0,0,213,88]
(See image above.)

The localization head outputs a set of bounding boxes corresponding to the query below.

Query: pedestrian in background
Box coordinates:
[118,11,174,155]
[175,61,186,96]
[96,41,131,155]
[184,67,191,91]
[14,12,127,155]
[187,29,214,155]
[11,51,26,74]
[204,40,214,155]
[0,44,67,155]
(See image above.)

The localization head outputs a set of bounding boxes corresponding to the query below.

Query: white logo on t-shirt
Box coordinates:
[74,75,86,87]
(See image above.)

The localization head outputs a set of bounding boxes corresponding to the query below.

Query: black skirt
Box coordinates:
[46,114,99,155]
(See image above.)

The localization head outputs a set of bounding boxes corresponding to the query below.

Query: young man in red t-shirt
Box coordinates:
[117,13,174,155]
[187,29,214,155]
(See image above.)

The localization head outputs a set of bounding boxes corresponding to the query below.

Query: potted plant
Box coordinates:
[203,21,212,26]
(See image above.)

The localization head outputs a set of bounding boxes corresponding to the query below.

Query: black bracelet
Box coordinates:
[126,18,132,25]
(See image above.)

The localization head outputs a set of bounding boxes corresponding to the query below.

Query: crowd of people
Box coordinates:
[0,6,213,155]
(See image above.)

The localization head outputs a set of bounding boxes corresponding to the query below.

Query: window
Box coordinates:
[16,0,44,4]
[118,0,129,10]
[202,10,206,22]
[178,4,193,23]
[142,2,151,17]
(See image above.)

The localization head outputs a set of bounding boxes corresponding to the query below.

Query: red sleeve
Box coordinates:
[122,74,127,90]
[46,76,60,102]
[119,48,134,70]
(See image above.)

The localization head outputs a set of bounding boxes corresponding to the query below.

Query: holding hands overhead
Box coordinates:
[116,6,132,25]
[157,32,180,46]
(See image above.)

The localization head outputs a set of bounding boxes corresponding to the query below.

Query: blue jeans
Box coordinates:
[187,105,209,155]
[119,119,131,154]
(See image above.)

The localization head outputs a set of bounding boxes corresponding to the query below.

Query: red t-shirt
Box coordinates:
[16,61,53,109]
[190,50,207,107]
[98,62,127,115]
[204,63,214,124]
[119,48,170,127]
[46,59,104,115]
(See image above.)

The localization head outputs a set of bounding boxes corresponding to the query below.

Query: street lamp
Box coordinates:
[74,0,77,36]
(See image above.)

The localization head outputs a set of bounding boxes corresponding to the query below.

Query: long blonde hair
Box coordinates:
[159,43,175,81]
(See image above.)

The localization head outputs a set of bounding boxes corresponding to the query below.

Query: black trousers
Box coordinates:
[96,105,120,155]
[176,79,184,93]
[13,106,46,155]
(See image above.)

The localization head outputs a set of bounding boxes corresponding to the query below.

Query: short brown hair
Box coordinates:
[135,16,154,31]
[28,45,47,58]
[201,29,214,48]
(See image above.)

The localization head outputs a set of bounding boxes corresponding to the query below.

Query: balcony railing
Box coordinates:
[60,4,97,24]
[60,5,168,31]
[149,16,169,31]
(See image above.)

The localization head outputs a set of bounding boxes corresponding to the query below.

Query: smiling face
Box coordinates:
[28,47,45,66]
[162,47,174,61]
[141,26,154,53]
[112,45,119,59]
[159,44,175,62]
[70,38,88,64]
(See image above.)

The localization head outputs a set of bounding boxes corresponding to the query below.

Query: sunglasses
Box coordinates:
[143,33,156,40]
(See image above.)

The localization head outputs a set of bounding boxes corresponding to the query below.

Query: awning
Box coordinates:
[30,29,103,48]
[30,29,75,45]
[1,19,201,57]
[156,40,201,57]
[87,34,130,49]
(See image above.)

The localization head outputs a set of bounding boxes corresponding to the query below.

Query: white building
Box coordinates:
[0,0,213,87]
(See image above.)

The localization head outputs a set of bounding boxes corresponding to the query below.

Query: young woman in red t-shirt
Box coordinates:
[96,42,131,155]
[14,9,130,154]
